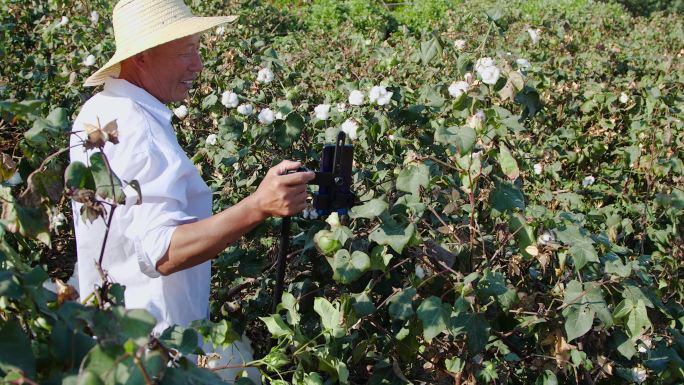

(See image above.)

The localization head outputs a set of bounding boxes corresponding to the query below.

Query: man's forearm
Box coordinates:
[155,194,266,276]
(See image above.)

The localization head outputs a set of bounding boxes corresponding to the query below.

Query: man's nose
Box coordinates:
[191,51,203,73]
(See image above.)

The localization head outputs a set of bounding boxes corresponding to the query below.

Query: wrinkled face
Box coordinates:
[138,34,203,103]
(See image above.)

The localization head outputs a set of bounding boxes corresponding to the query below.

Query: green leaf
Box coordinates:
[0,271,22,299]
[555,224,598,271]
[416,296,451,342]
[534,370,558,385]
[114,308,156,346]
[314,297,345,338]
[625,299,651,338]
[368,215,416,254]
[350,198,388,219]
[158,325,199,355]
[396,163,429,196]
[89,152,125,203]
[514,86,542,119]
[275,112,304,149]
[388,287,416,321]
[490,179,525,215]
[328,250,371,284]
[369,245,393,271]
[498,143,520,180]
[64,161,95,190]
[280,291,300,326]
[352,291,376,317]
[509,213,536,259]
[434,125,476,155]
[450,311,489,353]
[445,357,464,374]
[259,315,293,338]
[0,319,36,378]
[564,303,595,341]
[201,93,218,109]
[420,34,442,65]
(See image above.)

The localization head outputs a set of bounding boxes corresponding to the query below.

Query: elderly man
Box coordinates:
[70,0,312,381]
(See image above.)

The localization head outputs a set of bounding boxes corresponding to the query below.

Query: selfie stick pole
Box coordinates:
[272,216,290,313]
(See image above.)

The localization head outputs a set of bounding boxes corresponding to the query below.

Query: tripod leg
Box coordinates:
[272,216,290,313]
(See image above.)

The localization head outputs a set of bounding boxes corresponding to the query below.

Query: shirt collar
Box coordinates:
[103,78,174,124]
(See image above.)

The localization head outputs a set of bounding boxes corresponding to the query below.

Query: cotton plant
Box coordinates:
[314,104,331,120]
[258,108,275,125]
[89,11,99,24]
[205,134,218,146]
[348,90,364,106]
[173,105,188,119]
[369,85,393,106]
[341,119,359,140]
[475,57,501,85]
[237,104,253,116]
[83,54,96,67]
[221,91,239,108]
[256,67,274,84]
[336,103,347,113]
[448,80,469,98]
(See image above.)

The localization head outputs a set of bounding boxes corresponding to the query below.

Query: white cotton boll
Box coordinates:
[533,163,543,175]
[258,108,275,125]
[619,92,630,104]
[528,28,541,44]
[236,104,253,116]
[341,119,359,140]
[59,16,69,26]
[215,25,225,35]
[415,264,425,279]
[83,54,96,67]
[479,65,501,85]
[274,111,285,120]
[6,172,22,186]
[173,105,188,119]
[206,134,218,146]
[314,104,331,120]
[631,367,647,384]
[516,58,532,70]
[582,175,595,187]
[454,39,466,50]
[51,212,66,229]
[448,81,469,98]
[376,90,393,106]
[537,231,555,245]
[256,67,274,84]
[89,11,99,24]
[475,57,495,73]
[369,86,383,103]
[348,90,364,106]
[221,91,239,108]
[463,72,474,84]
[336,102,347,112]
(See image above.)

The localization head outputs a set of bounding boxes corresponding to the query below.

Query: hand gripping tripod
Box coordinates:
[272,132,355,312]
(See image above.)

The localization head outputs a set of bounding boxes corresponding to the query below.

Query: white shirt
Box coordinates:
[70,78,212,334]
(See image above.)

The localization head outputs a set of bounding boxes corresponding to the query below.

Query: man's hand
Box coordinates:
[251,160,315,218]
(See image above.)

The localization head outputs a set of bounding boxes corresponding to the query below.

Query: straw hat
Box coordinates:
[84,0,237,86]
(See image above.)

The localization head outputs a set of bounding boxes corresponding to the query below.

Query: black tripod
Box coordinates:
[272,132,355,313]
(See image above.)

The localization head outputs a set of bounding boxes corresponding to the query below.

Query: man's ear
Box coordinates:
[129,52,148,69]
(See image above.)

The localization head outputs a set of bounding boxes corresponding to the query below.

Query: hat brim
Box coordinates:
[84,15,237,87]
